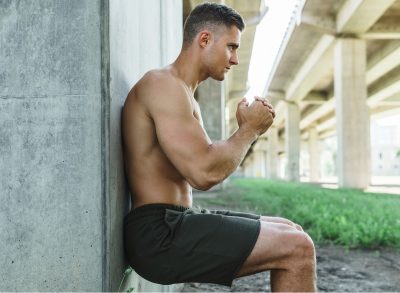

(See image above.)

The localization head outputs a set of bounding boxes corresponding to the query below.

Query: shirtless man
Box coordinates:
[122,2,316,291]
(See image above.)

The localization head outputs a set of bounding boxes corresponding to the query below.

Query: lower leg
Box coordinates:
[270,264,317,292]
[237,222,317,291]
[270,234,317,292]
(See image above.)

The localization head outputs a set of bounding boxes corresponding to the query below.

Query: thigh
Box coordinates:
[236,220,311,277]
[260,215,303,231]
[154,210,261,286]
[208,209,260,220]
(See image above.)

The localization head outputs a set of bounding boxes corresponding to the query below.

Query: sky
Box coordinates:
[377,113,400,126]
[245,0,299,102]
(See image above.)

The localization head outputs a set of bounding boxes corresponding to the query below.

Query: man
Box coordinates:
[122,2,317,291]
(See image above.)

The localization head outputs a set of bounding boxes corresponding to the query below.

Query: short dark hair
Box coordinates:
[183,2,245,47]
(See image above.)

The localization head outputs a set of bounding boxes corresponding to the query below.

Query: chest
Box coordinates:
[192,100,204,128]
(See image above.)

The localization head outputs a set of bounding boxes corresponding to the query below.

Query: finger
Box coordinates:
[263,102,273,109]
[256,100,269,107]
[260,100,272,107]
[269,109,276,118]
[255,96,269,102]
[256,98,273,109]
[255,96,266,103]
[238,98,249,107]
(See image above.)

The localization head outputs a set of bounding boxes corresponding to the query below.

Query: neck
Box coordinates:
[171,48,209,94]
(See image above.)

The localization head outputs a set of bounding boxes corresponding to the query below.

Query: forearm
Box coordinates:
[193,126,258,189]
[214,125,258,173]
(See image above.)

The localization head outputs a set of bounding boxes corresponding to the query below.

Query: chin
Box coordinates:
[211,74,225,81]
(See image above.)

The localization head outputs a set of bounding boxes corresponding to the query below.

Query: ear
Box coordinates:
[198,31,211,48]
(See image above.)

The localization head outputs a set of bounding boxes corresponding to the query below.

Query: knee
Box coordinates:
[298,232,315,257]
[292,232,316,270]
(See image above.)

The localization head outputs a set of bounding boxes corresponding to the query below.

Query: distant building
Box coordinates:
[371,119,400,176]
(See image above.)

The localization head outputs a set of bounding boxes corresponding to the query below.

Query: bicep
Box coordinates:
[152,101,211,178]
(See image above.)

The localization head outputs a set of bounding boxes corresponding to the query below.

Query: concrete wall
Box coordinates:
[0,0,182,291]
[108,0,183,291]
[0,1,104,290]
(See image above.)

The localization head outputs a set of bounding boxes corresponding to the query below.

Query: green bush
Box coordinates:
[194,179,400,249]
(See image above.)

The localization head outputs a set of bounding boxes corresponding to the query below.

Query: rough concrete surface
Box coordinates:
[0,0,103,290]
[1,0,184,291]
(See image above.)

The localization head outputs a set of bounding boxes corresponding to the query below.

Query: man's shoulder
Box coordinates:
[139,68,179,89]
[135,68,187,104]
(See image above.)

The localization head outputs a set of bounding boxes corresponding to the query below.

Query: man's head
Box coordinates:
[183,2,245,49]
[182,2,244,81]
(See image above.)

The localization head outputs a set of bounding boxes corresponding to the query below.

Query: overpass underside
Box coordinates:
[240,0,400,188]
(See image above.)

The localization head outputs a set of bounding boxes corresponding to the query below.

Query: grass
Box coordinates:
[194,178,400,249]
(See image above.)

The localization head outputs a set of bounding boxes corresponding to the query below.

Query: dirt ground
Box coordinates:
[182,188,400,292]
[182,244,400,292]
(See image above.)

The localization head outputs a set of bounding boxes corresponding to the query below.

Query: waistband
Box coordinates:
[125,203,192,224]
[131,203,191,215]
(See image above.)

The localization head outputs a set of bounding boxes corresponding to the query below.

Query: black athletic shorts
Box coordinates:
[124,203,261,286]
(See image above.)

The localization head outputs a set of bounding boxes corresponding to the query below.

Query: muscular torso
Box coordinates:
[122,69,204,209]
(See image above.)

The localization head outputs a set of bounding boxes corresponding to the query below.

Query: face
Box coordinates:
[203,25,241,81]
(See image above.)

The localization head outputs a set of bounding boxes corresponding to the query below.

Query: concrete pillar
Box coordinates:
[253,138,268,177]
[0,1,104,290]
[243,156,253,177]
[0,0,182,291]
[308,126,320,182]
[251,155,258,177]
[285,102,300,181]
[334,38,370,188]
[267,127,279,179]
[196,79,226,190]
[226,97,241,137]
[243,161,249,177]
[197,79,225,141]
[253,151,266,177]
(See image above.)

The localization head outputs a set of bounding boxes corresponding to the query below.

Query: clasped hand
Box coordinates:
[236,96,275,136]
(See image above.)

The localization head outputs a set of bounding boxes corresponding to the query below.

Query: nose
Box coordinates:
[230,51,239,65]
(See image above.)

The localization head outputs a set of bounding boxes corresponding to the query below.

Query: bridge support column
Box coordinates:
[197,79,225,141]
[253,138,268,177]
[267,127,279,179]
[308,126,320,182]
[285,102,300,181]
[334,38,370,188]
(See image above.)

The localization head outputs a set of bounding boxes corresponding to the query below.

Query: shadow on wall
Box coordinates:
[107,68,133,290]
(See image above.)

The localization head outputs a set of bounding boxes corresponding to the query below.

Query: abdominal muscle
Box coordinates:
[124,150,193,209]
